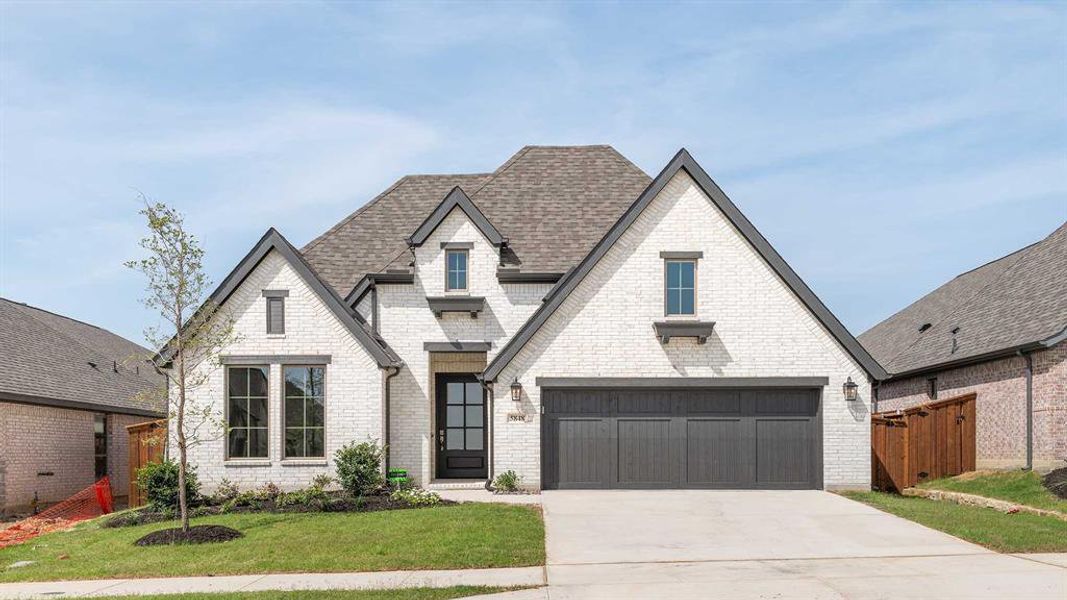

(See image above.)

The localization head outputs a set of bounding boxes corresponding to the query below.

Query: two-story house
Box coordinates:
[161,146,886,492]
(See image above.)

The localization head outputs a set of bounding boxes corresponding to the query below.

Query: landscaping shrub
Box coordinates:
[277,485,330,509]
[311,474,335,491]
[212,478,241,504]
[258,481,282,499]
[1044,466,1067,500]
[390,487,441,507]
[493,470,522,493]
[136,460,200,511]
[334,440,385,497]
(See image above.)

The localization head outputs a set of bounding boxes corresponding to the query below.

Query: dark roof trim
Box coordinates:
[220,355,332,365]
[534,376,830,389]
[0,391,166,418]
[155,228,400,369]
[423,341,492,353]
[407,186,506,247]
[484,148,888,382]
[882,325,1067,381]
[497,269,565,284]
[345,271,416,307]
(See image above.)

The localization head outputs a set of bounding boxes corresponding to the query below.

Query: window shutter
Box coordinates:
[267,297,285,334]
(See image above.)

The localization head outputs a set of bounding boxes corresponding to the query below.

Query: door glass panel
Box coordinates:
[447,405,464,426]
[466,428,484,450]
[446,382,464,404]
[446,428,464,450]
[465,382,483,404]
[465,405,483,427]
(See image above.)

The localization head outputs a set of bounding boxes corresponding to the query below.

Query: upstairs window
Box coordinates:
[227,366,269,459]
[263,290,288,334]
[665,260,696,316]
[446,249,468,291]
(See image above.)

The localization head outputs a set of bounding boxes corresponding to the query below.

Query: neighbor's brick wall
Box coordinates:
[0,402,147,513]
[175,250,383,494]
[379,209,551,485]
[877,341,1066,470]
[495,171,873,490]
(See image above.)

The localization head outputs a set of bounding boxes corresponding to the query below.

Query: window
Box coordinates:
[263,290,287,334]
[665,260,696,315]
[284,366,325,458]
[93,414,107,479]
[227,366,269,459]
[446,249,468,291]
[928,377,938,400]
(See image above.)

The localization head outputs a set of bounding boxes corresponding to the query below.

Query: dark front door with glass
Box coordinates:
[435,374,487,479]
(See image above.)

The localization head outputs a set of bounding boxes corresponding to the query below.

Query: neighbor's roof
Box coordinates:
[859,222,1067,377]
[301,145,652,296]
[0,298,166,416]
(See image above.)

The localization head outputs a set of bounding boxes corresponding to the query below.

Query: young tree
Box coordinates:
[127,200,236,531]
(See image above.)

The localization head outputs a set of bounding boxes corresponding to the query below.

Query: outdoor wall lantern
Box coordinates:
[843,377,859,401]
[510,379,523,402]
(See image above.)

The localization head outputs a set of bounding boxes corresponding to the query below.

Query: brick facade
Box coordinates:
[877,340,1067,471]
[0,401,149,514]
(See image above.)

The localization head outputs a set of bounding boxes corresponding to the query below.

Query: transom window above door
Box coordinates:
[665,259,696,316]
[446,249,468,291]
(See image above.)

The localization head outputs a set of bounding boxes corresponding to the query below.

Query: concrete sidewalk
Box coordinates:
[0,566,545,599]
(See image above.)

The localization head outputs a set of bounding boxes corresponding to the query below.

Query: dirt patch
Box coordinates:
[1043,467,1067,500]
[135,525,243,546]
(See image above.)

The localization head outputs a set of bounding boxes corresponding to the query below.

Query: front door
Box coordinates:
[435,374,488,479]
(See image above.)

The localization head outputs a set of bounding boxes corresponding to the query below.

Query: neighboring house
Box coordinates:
[860,223,1066,472]
[163,145,886,492]
[0,298,165,514]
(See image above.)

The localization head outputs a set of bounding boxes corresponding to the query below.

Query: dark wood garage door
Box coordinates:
[541,388,822,489]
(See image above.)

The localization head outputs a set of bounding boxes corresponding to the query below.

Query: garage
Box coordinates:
[540,382,823,490]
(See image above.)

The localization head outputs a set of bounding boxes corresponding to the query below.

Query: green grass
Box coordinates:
[90,587,532,600]
[919,470,1067,514]
[0,504,544,583]
[842,490,1067,553]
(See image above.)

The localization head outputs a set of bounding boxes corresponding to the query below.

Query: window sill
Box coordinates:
[280,459,328,467]
[224,460,273,468]
[266,334,286,339]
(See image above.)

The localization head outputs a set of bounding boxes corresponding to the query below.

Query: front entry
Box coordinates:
[435,374,488,478]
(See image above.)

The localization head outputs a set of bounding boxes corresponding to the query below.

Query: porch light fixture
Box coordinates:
[843,377,859,401]
[510,379,523,402]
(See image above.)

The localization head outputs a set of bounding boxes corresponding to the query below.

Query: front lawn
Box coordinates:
[919,470,1067,514]
[842,490,1067,553]
[92,587,531,600]
[0,503,544,582]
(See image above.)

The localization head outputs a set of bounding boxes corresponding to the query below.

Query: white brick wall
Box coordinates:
[175,250,383,493]
[379,208,550,485]
[493,171,872,490]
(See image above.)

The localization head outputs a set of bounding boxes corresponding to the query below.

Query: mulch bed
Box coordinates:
[1043,467,1067,500]
[135,525,243,546]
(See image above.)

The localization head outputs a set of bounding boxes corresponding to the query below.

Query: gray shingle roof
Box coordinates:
[302,145,651,296]
[859,222,1067,376]
[0,298,166,416]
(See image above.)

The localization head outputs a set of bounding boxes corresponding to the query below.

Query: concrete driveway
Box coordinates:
[541,490,1067,599]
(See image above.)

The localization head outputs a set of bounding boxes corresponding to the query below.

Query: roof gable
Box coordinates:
[157,228,400,368]
[407,186,505,247]
[484,148,887,382]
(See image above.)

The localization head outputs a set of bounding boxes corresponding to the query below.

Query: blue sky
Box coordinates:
[1,1,1064,347]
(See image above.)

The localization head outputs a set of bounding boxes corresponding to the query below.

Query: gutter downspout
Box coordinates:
[1021,351,1033,471]
[382,366,400,473]
[481,380,494,491]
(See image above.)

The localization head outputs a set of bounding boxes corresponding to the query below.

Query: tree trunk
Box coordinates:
[177,362,190,532]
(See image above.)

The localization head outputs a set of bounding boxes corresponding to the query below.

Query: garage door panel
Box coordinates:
[685,418,743,486]
[616,419,673,486]
[542,388,821,490]
[555,418,610,488]
[755,419,814,485]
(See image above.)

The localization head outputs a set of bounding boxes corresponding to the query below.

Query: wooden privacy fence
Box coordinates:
[871,393,976,493]
[126,420,166,507]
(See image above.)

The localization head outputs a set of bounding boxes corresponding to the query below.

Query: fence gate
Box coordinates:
[126,420,166,507]
[871,393,976,492]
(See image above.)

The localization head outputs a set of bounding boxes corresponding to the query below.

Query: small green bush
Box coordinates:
[277,485,330,508]
[334,440,385,497]
[311,474,335,491]
[493,470,522,493]
[258,481,282,499]
[390,487,441,507]
[136,460,200,511]
[212,478,240,504]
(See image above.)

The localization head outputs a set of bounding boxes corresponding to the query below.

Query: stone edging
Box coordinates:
[903,487,1067,522]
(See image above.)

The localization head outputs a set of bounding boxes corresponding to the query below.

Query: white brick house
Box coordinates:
[164,146,886,492]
